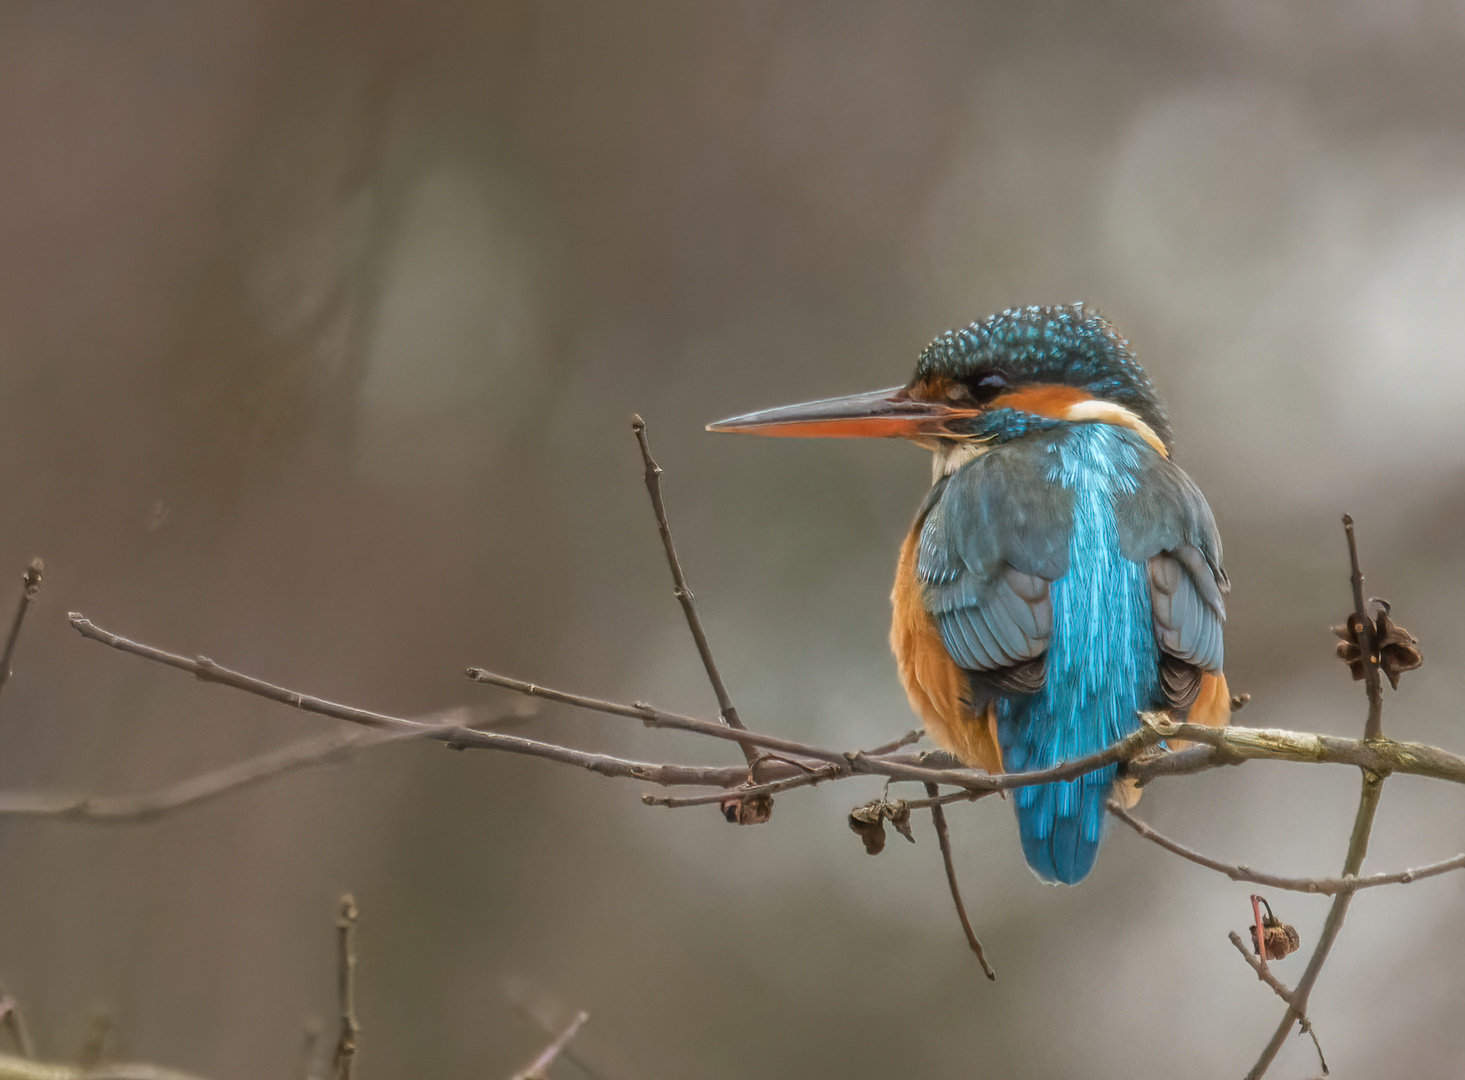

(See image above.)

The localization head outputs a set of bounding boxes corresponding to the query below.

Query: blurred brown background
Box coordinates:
[2,2,1464,1077]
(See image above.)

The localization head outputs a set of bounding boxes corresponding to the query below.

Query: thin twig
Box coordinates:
[468,663,1168,791]
[1107,801,1464,894]
[0,560,43,704]
[1228,932,1328,1075]
[0,727,402,823]
[1229,930,1297,1004]
[645,732,927,808]
[1247,768,1383,1079]
[864,730,923,756]
[924,782,996,980]
[1344,515,1384,741]
[1247,518,1393,1079]
[631,417,761,775]
[332,895,359,1080]
[511,1010,589,1080]
[643,764,843,807]
[69,614,770,790]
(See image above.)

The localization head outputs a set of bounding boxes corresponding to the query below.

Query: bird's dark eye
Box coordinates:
[964,371,1008,401]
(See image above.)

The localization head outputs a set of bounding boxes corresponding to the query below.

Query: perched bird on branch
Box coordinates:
[709,305,1229,884]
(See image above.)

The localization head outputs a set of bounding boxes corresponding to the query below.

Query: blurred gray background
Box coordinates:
[1,1,1463,1077]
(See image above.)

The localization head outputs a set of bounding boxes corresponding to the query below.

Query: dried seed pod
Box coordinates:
[887,801,916,844]
[721,793,774,825]
[1249,895,1301,961]
[1333,600,1421,689]
[848,805,887,855]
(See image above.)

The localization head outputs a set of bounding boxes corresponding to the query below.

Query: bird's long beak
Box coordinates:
[707,386,978,439]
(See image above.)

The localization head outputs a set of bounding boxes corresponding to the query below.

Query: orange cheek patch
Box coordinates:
[990,384,1095,418]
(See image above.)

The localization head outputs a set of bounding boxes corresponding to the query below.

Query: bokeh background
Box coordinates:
[2,2,1464,1077]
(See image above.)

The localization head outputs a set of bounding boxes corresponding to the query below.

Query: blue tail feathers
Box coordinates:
[994,424,1162,885]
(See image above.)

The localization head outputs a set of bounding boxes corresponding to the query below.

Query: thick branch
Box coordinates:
[1133,718,1465,785]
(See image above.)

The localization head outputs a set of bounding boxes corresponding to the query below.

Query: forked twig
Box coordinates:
[1228,932,1327,1075]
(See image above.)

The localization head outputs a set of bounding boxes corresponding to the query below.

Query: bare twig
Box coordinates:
[864,730,923,756]
[643,764,843,808]
[0,1053,209,1080]
[631,417,760,772]
[0,559,43,704]
[1247,517,1393,1079]
[924,783,995,980]
[1344,515,1384,741]
[0,727,402,823]
[1107,800,1465,894]
[511,1010,589,1080]
[1229,932,1328,1075]
[1247,771,1382,1079]
[332,895,359,1080]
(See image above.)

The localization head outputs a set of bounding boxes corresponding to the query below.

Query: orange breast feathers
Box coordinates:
[889,526,1004,774]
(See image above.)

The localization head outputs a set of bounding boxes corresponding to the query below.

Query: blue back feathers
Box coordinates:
[917,419,1224,884]
[994,425,1159,884]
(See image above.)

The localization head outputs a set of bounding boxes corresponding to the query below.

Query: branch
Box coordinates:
[1247,771,1382,1079]
[1228,932,1327,1075]
[510,1011,588,1080]
[69,614,771,789]
[0,1053,208,1080]
[1344,515,1384,741]
[643,764,842,808]
[925,783,995,980]
[331,895,359,1080]
[0,559,43,704]
[1129,717,1465,785]
[0,727,406,822]
[1108,801,1465,895]
[1247,516,1392,1080]
[631,417,761,777]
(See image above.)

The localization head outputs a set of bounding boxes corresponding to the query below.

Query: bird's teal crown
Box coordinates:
[915,304,1173,450]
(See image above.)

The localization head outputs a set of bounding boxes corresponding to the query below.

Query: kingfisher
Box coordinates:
[708,305,1230,884]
